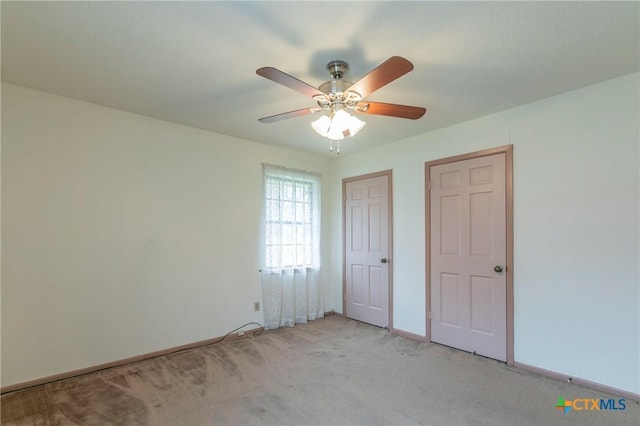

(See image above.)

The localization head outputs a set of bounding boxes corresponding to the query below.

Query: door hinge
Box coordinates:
[427,180,431,190]
[428,311,431,320]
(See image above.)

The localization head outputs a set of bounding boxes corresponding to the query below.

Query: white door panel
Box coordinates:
[345,174,390,327]
[430,153,506,361]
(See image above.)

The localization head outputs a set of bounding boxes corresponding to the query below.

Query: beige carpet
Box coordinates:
[2,315,638,425]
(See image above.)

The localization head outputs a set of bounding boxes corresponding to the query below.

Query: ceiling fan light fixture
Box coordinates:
[257,56,425,153]
[333,109,366,137]
[311,110,366,143]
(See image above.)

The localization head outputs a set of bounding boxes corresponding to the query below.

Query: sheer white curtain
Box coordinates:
[261,164,324,330]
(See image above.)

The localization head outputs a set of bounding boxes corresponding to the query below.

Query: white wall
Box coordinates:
[3,73,639,395]
[1,83,333,387]
[329,73,639,394]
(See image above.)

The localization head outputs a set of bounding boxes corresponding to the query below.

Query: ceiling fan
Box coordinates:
[256,56,426,151]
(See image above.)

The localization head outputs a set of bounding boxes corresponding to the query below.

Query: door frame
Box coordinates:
[425,145,514,365]
[342,170,394,330]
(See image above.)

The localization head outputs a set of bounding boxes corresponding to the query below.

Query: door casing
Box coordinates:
[343,170,393,330]
[425,145,514,365]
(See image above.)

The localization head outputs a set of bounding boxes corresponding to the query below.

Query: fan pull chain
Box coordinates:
[328,139,341,154]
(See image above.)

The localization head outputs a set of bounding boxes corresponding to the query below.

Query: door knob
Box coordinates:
[381,258,388,263]
[494,265,503,273]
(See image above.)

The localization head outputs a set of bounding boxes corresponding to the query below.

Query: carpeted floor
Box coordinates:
[2,315,638,425]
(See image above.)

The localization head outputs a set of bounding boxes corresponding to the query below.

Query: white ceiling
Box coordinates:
[2,1,639,156]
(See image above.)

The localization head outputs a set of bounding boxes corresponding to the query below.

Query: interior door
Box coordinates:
[344,173,390,328]
[429,153,507,361]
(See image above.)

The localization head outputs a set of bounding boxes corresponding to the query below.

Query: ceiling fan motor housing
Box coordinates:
[316,60,361,110]
[318,79,353,94]
[319,60,354,94]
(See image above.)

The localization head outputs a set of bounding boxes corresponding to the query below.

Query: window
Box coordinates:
[263,164,320,270]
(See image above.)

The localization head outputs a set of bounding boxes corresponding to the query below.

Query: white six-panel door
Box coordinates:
[430,153,507,361]
[345,174,390,328]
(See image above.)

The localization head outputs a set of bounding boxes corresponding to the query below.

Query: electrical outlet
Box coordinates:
[254,301,260,311]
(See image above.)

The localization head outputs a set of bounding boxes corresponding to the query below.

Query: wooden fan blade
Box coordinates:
[257,67,327,99]
[346,57,414,99]
[258,108,322,123]
[355,101,426,119]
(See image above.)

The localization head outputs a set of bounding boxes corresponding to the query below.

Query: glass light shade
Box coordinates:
[346,114,365,137]
[311,110,365,140]
[311,115,332,138]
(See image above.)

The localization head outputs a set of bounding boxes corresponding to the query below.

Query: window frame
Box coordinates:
[262,164,321,271]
